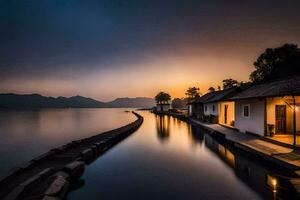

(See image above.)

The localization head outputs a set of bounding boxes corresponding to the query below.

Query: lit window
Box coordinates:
[243,105,250,117]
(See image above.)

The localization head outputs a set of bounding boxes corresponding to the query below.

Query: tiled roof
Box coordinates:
[230,76,300,100]
[205,87,238,103]
[192,92,216,103]
[191,87,239,104]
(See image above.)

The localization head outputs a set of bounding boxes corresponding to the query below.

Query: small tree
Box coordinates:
[222,78,239,89]
[208,87,215,93]
[185,87,200,102]
[155,91,171,104]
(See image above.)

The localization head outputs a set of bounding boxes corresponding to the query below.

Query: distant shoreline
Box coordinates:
[0,107,141,110]
[0,93,155,109]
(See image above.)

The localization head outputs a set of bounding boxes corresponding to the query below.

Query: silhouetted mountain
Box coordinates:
[0,94,155,108]
[106,97,155,108]
[0,93,107,108]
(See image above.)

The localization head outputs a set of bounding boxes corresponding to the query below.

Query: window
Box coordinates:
[205,106,207,112]
[212,105,215,112]
[243,105,250,117]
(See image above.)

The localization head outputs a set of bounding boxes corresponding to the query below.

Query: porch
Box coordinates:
[266,96,300,146]
[266,134,300,147]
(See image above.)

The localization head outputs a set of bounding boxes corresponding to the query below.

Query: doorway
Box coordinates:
[275,105,286,134]
[224,105,228,124]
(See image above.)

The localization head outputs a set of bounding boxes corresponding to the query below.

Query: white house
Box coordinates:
[188,92,215,118]
[191,87,239,124]
[156,103,171,112]
[233,98,265,135]
[203,102,218,116]
[204,87,239,124]
[230,76,300,146]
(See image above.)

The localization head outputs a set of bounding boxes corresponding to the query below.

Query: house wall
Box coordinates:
[191,103,204,118]
[219,101,235,127]
[188,105,193,116]
[266,96,300,133]
[235,99,265,136]
[156,104,170,112]
[204,102,219,116]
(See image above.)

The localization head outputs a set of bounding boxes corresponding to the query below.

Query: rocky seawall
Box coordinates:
[0,111,143,200]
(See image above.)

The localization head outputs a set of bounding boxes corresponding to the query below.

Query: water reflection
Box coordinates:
[201,129,298,199]
[234,154,297,200]
[155,115,170,142]
[153,114,299,199]
[156,115,297,199]
[189,125,204,149]
[204,135,235,168]
[68,112,298,200]
[0,108,135,177]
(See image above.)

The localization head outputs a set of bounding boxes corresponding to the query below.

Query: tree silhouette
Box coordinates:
[185,87,200,102]
[250,43,300,82]
[171,98,187,108]
[155,91,171,104]
[222,78,239,89]
[208,87,215,93]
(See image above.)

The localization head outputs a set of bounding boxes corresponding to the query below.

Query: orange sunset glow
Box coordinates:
[1,1,300,200]
[1,1,299,101]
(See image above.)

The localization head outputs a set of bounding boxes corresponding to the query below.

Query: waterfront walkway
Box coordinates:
[190,118,300,171]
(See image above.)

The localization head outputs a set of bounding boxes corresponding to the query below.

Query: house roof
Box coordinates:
[190,87,239,104]
[230,76,300,100]
[205,87,238,103]
[192,92,216,104]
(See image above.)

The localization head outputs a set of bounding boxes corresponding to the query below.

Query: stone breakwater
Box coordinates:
[0,111,143,200]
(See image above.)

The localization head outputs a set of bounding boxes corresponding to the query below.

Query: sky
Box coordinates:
[0,0,300,101]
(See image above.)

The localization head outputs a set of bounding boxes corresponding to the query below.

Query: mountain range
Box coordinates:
[0,93,155,108]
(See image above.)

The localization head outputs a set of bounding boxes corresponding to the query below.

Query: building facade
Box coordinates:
[156,103,171,112]
[191,87,239,124]
[234,98,265,135]
[229,76,300,145]
[219,101,235,127]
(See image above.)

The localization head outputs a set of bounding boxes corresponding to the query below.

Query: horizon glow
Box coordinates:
[1,1,300,101]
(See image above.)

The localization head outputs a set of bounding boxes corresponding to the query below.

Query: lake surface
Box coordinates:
[0,108,135,177]
[68,111,298,200]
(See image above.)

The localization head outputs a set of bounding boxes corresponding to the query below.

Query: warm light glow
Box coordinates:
[289,103,300,112]
[267,174,278,193]
[284,97,300,111]
[0,53,250,101]
[1,1,300,101]
[272,179,277,187]
[218,144,235,168]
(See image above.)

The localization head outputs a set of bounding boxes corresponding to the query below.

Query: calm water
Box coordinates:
[68,111,299,200]
[0,108,136,177]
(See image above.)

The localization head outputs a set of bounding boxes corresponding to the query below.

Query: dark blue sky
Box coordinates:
[1,0,300,100]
